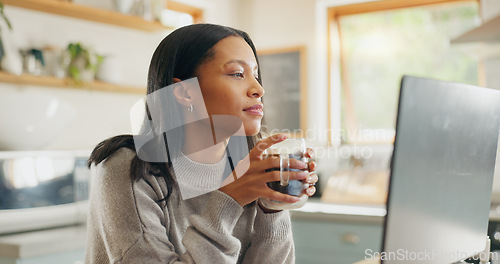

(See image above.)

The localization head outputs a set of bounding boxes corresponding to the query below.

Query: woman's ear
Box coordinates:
[172,78,192,106]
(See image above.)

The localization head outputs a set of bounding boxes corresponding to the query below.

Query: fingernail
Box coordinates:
[307,188,315,195]
[306,176,312,182]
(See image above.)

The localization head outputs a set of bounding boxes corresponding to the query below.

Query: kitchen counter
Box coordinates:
[291,198,386,224]
[0,225,86,261]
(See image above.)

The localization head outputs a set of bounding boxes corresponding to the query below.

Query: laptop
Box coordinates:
[379,76,500,264]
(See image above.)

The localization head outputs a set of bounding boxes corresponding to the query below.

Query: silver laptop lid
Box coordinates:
[382,76,500,264]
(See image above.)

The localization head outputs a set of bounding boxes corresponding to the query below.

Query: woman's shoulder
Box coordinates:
[87,135,138,188]
[88,134,175,202]
[87,134,136,168]
[98,147,136,173]
[88,135,173,196]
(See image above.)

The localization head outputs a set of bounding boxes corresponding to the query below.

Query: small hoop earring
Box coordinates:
[187,104,193,113]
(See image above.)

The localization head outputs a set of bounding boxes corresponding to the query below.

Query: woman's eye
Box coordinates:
[229,72,244,78]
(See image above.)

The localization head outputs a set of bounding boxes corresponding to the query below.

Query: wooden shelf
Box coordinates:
[0,71,146,94]
[3,0,173,32]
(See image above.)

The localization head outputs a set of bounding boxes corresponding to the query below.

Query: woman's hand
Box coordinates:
[219,134,318,208]
[304,147,318,197]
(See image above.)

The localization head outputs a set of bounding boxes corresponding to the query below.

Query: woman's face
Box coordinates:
[195,36,265,136]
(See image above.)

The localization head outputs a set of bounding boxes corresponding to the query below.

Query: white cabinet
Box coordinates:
[292,219,383,264]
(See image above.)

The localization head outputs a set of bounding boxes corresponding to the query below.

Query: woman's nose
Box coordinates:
[247,79,265,98]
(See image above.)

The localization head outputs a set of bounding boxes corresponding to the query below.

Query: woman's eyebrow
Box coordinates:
[224,59,258,70]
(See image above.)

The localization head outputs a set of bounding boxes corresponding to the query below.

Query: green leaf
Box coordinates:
[0,2,13,31]
[67,43,84,59]
[69,65,81,81]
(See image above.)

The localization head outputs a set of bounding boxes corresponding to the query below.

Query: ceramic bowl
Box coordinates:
[0,93,76,150]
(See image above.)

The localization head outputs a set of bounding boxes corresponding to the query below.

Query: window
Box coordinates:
[328,0,481,144]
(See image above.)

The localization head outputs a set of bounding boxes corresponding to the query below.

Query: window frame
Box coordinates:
[326,0,482,146]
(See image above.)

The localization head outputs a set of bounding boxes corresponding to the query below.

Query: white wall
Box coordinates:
[1,0,239,151]
[480,0,500,91]
[481,0,500,20]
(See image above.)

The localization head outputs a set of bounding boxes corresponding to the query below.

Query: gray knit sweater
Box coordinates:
[84,147,295,263]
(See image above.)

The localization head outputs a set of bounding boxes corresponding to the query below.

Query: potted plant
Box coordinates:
[66,42,103,83]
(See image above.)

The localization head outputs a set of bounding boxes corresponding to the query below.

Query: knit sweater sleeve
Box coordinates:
[84,148,245,264]
[241,206,295,264]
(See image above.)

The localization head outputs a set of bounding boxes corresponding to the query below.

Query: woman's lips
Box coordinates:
[244,109,264,116]
[243,104,264,116]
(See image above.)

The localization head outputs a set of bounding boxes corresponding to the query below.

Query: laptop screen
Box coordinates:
[381,76,500,264]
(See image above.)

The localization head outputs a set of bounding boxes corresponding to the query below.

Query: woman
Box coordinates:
[85,23,318,263]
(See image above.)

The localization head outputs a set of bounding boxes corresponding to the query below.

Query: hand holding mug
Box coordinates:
[259,136,317,210]
[218,134,317,209]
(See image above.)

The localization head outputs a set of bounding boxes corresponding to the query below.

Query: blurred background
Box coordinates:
[0,0,499,263]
